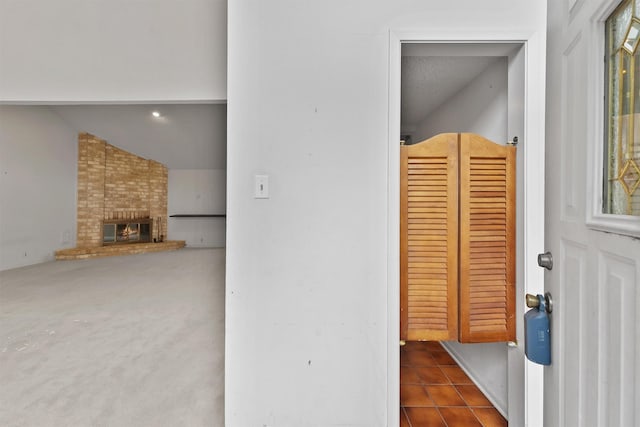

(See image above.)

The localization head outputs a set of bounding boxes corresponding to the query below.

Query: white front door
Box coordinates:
[544,0,640,425]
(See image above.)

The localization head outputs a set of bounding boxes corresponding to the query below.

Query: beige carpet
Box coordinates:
[0,248,224,427]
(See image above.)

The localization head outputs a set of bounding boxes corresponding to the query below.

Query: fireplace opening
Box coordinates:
[103,218,152,245]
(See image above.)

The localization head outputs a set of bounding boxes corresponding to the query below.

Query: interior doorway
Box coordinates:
[397,42,527,425]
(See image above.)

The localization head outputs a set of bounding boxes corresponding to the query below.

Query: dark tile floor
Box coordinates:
[400,341,508,427]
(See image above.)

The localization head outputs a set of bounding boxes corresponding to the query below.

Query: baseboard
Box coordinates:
[440,341,508,419]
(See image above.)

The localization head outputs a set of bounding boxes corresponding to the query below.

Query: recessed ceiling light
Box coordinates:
[152,111,161,118]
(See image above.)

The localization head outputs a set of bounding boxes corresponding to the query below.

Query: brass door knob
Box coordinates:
[525,293,553,313]
[526,294,540,308]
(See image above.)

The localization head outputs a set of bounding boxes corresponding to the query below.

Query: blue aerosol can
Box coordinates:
[524,293,551,366]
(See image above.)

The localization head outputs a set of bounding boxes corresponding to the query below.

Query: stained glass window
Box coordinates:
[605,0,640,215]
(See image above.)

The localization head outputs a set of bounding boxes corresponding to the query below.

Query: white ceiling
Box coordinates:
[401,56,495,128]
[401,43,520,132]
[51,104,227,170]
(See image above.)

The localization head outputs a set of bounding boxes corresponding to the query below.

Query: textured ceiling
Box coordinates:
[51,104,226,170]
[401,56,495,129]
[401,43,520,131]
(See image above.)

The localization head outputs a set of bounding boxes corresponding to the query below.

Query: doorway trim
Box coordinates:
[387,30,547,426]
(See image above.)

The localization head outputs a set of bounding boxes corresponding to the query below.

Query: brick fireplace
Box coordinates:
[56,133,185,260]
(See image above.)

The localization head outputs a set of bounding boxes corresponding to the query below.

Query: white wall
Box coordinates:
[0,0,227,102]
[445,342,508,408]
[226,1,546,425]
[414,58,508,143]
[0,106,77,270]
[167,169,226,247]
[414,57,510,411]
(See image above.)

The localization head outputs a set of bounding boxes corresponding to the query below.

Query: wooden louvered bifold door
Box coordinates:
[400,133,458,341]
[400,133,516,343]
[458,134,516,343]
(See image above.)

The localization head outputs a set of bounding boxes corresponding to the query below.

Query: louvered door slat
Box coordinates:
[459,134,516,343]
[400,133,458,341]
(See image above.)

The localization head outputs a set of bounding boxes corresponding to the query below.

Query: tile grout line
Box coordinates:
[401,407,411,427]
[401,342,502,427]
[434,406,449,427]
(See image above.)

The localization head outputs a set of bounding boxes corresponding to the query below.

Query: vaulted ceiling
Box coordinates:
[51,104,226,170]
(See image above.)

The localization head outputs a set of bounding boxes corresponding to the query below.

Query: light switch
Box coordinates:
[255,175,269,198]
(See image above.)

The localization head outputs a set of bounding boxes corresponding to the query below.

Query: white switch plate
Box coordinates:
[255,175,269,198]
